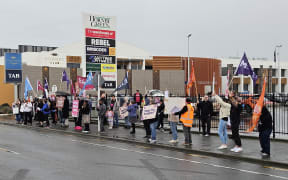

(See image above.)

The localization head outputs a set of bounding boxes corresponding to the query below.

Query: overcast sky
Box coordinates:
[0,0,287,61]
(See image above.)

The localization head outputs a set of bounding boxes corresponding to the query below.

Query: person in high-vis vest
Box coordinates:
[174,98,194,145]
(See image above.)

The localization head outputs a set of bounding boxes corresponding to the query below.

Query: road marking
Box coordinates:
[71,139,288,180]
[264,166,288,172]
[135,145,151,149]
[0,147,20,155]
[188,154,208,158]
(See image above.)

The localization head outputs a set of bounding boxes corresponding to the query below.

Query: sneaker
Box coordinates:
[234,147,243,153]
[262,153,270,156]
[108,127,113,129]
[169,139,178,143]
[230,147,237,152]
[218,144,228,149]
[149,139,157,144]
[160,128,165,132]
[82,130,88,133]
[182,142,190,146]
[205,134,209,137]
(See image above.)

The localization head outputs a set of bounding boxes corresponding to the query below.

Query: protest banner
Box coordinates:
[56,97,64,108]
[164,97,185,114]
[141,104,157,120]
[72,100,79,117]
[119,106,128,119]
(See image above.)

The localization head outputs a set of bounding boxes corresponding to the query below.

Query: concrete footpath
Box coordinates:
[0,117,288,168]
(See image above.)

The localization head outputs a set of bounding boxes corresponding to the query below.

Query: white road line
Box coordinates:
[71,139,288,180]
[0,147,20,155]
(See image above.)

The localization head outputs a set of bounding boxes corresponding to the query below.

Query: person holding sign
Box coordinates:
[174,98,194,146]
[127,100,138,134]
[12,99,21,124]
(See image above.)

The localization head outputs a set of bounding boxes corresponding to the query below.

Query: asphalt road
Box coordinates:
[0,125,287,180]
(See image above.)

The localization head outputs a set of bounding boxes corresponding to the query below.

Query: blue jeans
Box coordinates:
[58,110,64,123]
[125,116,131,127]
[114,112,119,127]
[150,121,158,140]
[16,114,21,122]
[218,119,228,144]
[170,122,178,140]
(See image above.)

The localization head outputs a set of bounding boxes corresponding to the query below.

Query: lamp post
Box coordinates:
[187,33,192,96]
[275,45,282,93]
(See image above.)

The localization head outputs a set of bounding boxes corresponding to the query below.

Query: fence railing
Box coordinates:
[90,93,288,138]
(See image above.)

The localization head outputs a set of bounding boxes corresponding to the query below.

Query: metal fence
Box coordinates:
[90,93,288,138]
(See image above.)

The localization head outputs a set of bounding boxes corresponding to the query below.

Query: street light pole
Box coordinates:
[275,45,282,93]
[187,33,192,96]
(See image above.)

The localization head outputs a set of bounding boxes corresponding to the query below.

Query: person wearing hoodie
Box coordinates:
[258,105,273,156]
[40,99,50,127]
[212,92,231,150]
[127,100,138,134]
[97,99,107,132]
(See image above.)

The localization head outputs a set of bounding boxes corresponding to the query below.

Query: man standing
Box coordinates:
[134,90,143,106]
[198,95,213,136]
[229,91,243,153]
[97,99,107,132]
[174,98,194,146]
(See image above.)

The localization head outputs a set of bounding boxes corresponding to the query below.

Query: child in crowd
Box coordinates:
[106,107,114,129]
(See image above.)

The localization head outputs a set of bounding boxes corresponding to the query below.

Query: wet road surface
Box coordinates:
[0,124,287,180]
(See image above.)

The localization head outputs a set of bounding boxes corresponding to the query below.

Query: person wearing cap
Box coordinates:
[212,92,231,150]
[174,98,194,145]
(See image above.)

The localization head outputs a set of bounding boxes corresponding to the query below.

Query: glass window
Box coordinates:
[233,84,238,93]
[281,69,285,77]
[281,84,285,93]
[272,69,276,77]
[272,84,276,93]
[244,84,249,91]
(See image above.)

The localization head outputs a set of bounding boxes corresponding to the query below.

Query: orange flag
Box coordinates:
[187,62,196,89]
[247,77,266,132]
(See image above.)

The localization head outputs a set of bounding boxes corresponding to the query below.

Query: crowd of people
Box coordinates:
[11,89,273,157]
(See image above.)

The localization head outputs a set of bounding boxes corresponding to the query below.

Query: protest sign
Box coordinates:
[141,104,157,120]
[56,97,64,108]
[72,100,79,117]
[164,97,185,114]
[119,106,128,119]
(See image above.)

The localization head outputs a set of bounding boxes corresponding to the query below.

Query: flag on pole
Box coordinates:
[79,72,93,96]
[70,81,76,96]
[44,78,49,90]
[235,53,258,84]
[186,62,196,95]
[114,71,129,92]
[37,80,44,92]
[212,72,215,93]
[24,77,33,100]
[247,77,266,132]
[61,70,70,90]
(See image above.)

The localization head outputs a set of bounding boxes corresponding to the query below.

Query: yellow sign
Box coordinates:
[101,64,116,72]
[109,47,116,56]
[67,56,82,63]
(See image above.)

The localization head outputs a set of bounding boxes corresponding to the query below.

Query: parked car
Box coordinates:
[147,89,164,97]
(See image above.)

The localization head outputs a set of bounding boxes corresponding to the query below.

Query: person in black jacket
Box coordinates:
[198,95,213,136]
[62,96,69,127]
[156,99,165,131]
[81,100,91,133]
[229,92,243,153]
[258,105,272,156]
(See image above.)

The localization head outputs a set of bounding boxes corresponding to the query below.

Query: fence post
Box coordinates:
[272,93,275,139]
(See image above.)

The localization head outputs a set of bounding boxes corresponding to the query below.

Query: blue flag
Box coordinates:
[235,53,258,84]
[114,71,129,92]
[24,77,33,100]
[79,72,93,96]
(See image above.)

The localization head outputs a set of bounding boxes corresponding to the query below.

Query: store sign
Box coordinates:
[85,37,115,47]
[67,56,82,63]
[101,64,116,72]
[83,13,116,90]
[86,55,116,64]
[5,53,22,83]
[86,63,101,71]
[85,29,115,39]
[5,70,22,83]
[5,53,22,70]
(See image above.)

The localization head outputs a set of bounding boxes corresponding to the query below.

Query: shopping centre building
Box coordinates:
[0,42,287,105]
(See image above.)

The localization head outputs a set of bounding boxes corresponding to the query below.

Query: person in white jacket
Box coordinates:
[212,92,231,149]
[23,99,33,125]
